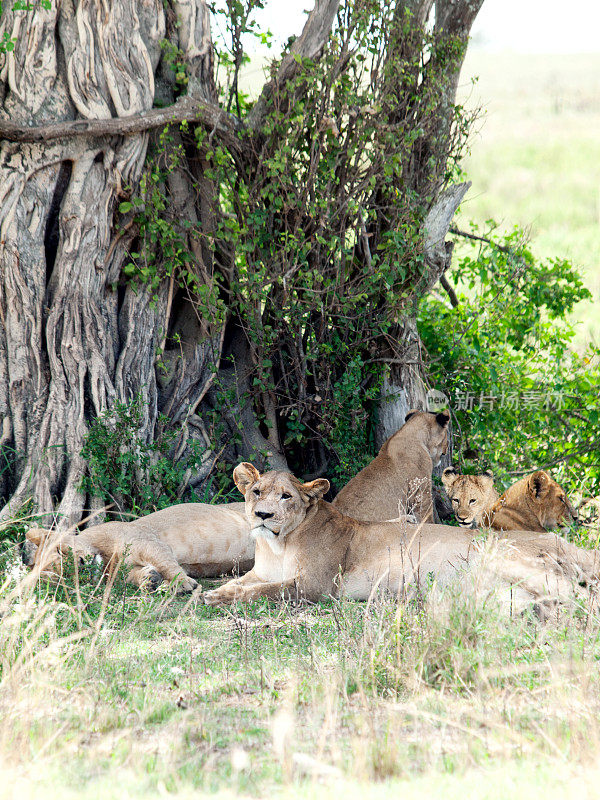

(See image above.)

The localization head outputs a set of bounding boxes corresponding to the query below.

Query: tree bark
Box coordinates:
[0,1,220,527]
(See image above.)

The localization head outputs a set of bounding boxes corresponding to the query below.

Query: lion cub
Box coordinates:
[442,468,578,533]
[333,410,450,523]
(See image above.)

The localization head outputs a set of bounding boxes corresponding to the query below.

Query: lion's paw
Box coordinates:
[204,585,240,606]
[148,569,164,592]
[138,568,163,592]
[177,576,199,594]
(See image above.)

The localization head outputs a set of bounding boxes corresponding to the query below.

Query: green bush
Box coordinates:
[80,396,208,516]
[419,224,600,499]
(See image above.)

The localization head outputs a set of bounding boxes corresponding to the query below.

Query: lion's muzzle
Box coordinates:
[251,523,280,538]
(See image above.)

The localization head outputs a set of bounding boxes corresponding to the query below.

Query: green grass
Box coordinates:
[456,51,600,347]
[3,538,600,799]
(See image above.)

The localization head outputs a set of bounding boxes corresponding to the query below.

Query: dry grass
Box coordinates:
[2,537,600,798]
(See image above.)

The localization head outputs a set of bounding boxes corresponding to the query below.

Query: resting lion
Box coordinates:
[23,410,450,586]
[441,468,578,532]
[203,463,598,610]
[23,502,251,591]
[333,410,450,522]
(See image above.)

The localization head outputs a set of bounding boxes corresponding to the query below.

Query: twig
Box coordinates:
[357,207,372,270]
[449,224,512,254]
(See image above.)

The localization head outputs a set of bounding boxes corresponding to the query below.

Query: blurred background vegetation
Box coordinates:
[456,50,600,349]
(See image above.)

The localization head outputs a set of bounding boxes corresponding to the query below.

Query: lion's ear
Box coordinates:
[404,409,420,423]
[435,411,450,428]
[480,471,494,487]
[26,527,52,546]
[301,478,330,500]
[528,470,550,500]
[233,462,261,495]
[441,467,458,488]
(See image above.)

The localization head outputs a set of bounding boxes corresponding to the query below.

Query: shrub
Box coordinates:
[419,224,600,500]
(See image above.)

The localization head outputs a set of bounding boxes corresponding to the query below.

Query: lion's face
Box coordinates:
[21,528,81,582]
[527,471,578,530]
[442,469,496,527]
[233,463,329,551]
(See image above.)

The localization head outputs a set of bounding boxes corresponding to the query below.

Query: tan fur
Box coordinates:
[442,468,499,527]
[22,412,449,586]
[442,468,578,533]
[25,502,251,591]
[204,465,598,611]
[332,410,450,522]
[491,471,579,532]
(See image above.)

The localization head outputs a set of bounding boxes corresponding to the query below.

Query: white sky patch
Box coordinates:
[250,0,600,54]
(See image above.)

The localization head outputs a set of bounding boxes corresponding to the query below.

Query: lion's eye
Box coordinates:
[281,493,292,500]
[469,499,476,505]
[452,498,459,504]
[253,488,261,497]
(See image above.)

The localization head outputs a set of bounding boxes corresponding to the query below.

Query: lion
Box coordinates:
[203,463,598,611]
[441,468,578,532]
[21,410,450,586]
[23,502,251,591]
[441,468,499,527]
[332,410,450,522]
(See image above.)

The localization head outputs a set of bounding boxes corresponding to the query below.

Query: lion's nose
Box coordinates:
[256,511,274,521]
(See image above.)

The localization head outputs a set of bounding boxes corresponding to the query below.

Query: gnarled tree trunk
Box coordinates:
[0,1,221,526]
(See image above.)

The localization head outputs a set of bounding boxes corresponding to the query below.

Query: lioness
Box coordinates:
[23,502,251,591]
[22,410,449,585]
[333,410,450,522]
[442,468,578,532]
[203,463,598,609]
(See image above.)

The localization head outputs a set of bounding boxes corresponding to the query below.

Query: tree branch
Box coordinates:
[449,225,535,284]
[449,225,513,253]
[247,0,342,130]
[424,181,471,267]
[439,274,459,307]
[435,0,485,39]
[418,181,471,296]
[0,95,245,155]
